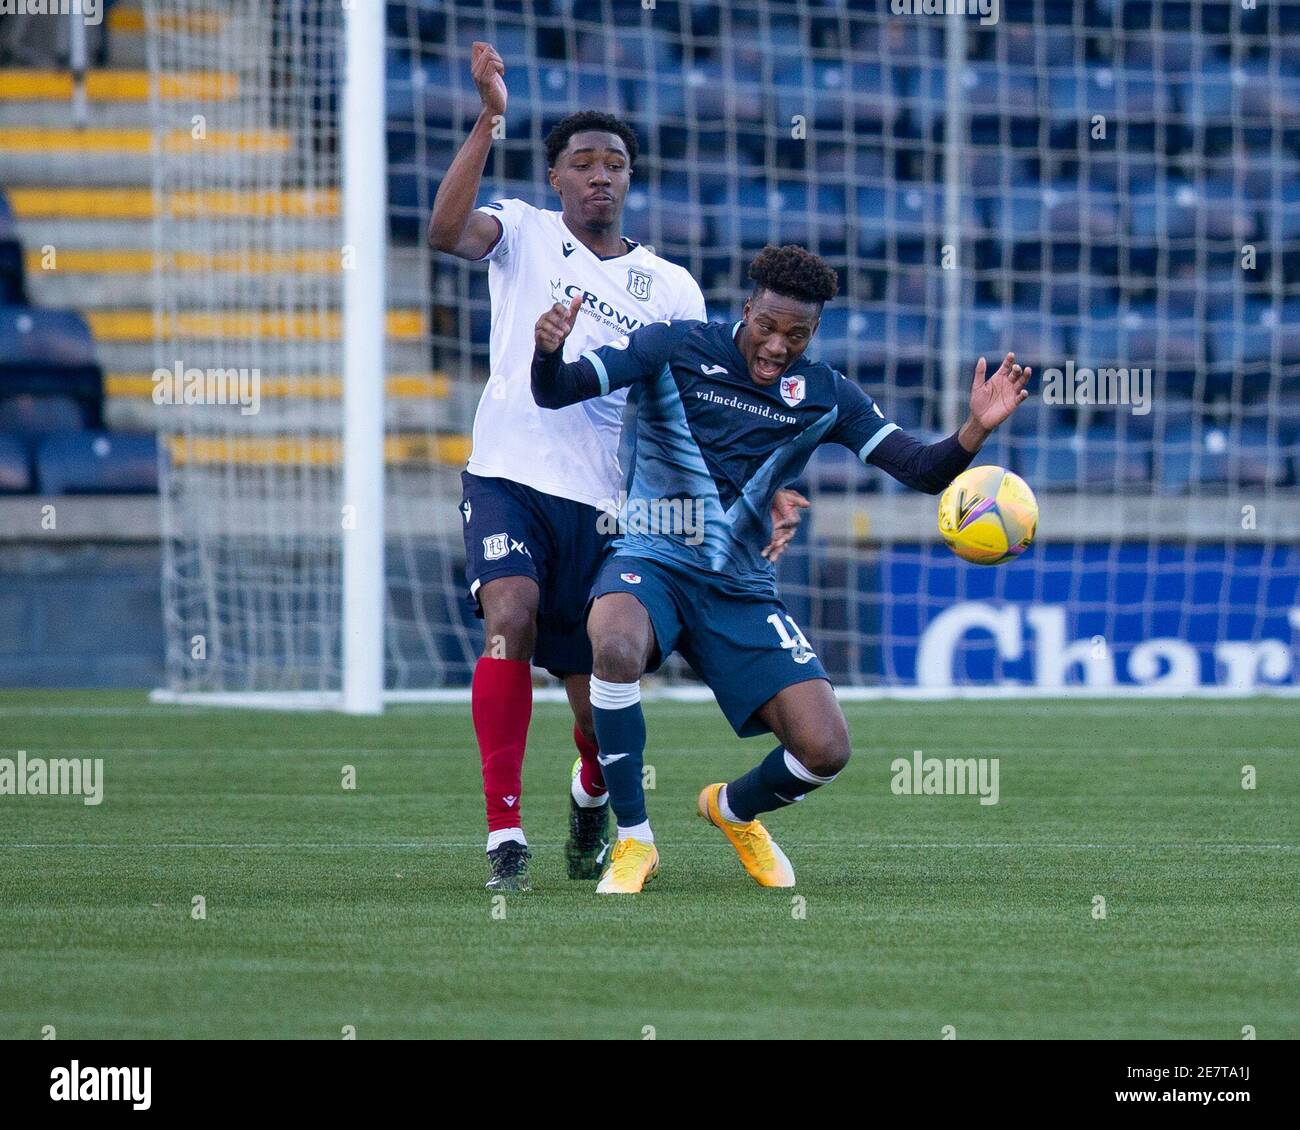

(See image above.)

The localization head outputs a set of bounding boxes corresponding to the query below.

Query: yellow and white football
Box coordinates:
[937,465,1039,566]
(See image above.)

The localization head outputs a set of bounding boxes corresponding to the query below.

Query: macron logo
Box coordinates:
[597,753,629,767]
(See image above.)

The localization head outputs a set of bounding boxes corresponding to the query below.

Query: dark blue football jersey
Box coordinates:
[545,318,899,589]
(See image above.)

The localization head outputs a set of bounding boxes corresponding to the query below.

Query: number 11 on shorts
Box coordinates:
[767,613,817,664]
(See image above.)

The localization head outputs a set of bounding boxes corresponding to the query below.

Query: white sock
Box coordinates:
[486,827,526,852]
[617,820,653,843]
[589,675,642,709]
[718,785,742,824]
[571,770,609,808]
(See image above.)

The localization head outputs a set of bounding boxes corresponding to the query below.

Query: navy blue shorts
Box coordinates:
[590,553,830,738]
[460,471,614,677]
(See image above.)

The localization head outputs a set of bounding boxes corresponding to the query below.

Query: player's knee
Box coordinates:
[482,603,536,659]
[591,632,646,684]
[793,720,851,778]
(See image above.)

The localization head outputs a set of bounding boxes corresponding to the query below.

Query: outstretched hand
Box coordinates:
[535,294,583,355]
[969,352,1032,432]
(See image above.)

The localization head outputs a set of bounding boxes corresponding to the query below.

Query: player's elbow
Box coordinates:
[427,218,455,252]
[531,383,570,411]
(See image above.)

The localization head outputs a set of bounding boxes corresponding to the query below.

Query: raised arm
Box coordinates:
[833,352,1032,495]
[427,42,509,258]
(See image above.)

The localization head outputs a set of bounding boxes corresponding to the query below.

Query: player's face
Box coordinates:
[740,291,821,385]
[549,131,631,230]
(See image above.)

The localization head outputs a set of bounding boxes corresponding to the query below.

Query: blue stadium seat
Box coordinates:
[1011,428,1080,491]
[1208,300,1300,370]
[1077,424,1154,487]
[912,64,1039,134]
[984,182,1122,242]
[624,181,704,252]
[1265,181,1300,243]
[1177,62,1300,128]
[1122,33,1201,71]
[816,307,928,375]
[961,308,1066,372]
[1002,25,1077,67]
[0,307,103,427]
[0,189,25,306]
[710,182,848,254]
[855,184,982,256]
[1047,66,1171,124]
[0,395,87,436]
[774,59,856,130]
[0,432,30,493]
[683,61,763,127]
[537,63,626,120]
[1157,420,1229,493]
[35,432,158,495]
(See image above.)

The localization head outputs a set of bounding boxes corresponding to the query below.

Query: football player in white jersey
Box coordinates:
[428,42,807,891]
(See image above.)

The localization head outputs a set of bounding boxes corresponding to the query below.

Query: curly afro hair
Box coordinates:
[748,244,840,306]
[544,111,639,168]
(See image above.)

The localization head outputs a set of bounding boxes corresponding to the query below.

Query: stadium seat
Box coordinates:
[624,180,707,252]
[0,395,88,437]
[816,306,928,376]
[1208,301,1300,370]
[961,308,1066,372]
[35,431,159,495]
[855,184,982,256]
[1047,66,1171,125]
[0,432,31,493]
[1012,429,1080,491]
[1156,420,1230,493]
[0,190,26,306]
[0,308,104,428]
[710,182,848,254]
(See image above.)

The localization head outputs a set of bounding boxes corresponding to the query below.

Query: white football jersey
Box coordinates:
[466,198,706,511]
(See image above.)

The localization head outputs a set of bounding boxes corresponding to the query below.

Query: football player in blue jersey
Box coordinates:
[531,244,1031,893]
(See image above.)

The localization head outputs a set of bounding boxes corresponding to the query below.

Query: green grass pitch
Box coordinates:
[1,690,1296,1039]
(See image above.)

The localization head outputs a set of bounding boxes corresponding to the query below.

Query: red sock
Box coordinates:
[573,724,606,798]
[472,657,533,833]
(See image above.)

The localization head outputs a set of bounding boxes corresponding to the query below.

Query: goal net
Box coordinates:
[151,0,1300,704]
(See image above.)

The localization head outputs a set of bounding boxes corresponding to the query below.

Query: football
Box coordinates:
[938,465,1039,566]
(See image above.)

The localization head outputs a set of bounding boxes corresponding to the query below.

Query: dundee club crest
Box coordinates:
[779,374,806,408]
[626,268,653,301]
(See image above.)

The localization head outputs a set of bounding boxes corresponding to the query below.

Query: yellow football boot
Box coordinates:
[595,838,660,894]
[697,783,796,888]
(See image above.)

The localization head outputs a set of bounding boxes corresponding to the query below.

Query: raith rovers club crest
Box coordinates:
[779,374,805,408]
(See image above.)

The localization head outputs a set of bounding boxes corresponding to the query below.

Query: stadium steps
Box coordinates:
[24,244,434,308]
[165,433,473,470]
[0,68,238,126]
[103,372,452,434]
[101,4,232,68]
[0,30,459,481]
[0,126,293,186]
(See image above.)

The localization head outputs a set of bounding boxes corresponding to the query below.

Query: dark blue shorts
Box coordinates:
[590,553,830,738]
[460,471,614,677]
